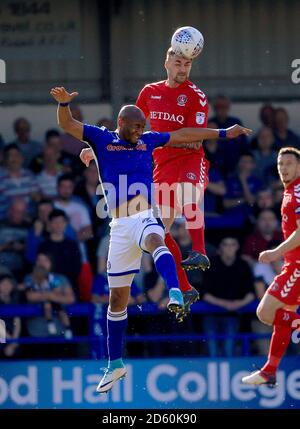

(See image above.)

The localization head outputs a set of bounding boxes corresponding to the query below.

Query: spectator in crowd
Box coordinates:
[273,108,300,150]
[96,118,114,129]
[26,198,54,264]
[38,209,81,295]
[74,161,108,270]
[259,104,275,129]
[26,199,76,264]
[209,95,249,175]
[0,199,30,280]
[37,145,62,198]
[250,104,276,150]
[25,252,75,339]
[223,153,262,225]
[253,127,277,184]
[74,161,103,234]
[202,237,255,357]
[0,275,21,358]
[54,174,93,243]
[30,129,75,174]
[203,121,224,173]
[204,168,226,217]
[0,144,40,218]
[242,209,282,266]
[251,187,281,221]
[8,117,41,168]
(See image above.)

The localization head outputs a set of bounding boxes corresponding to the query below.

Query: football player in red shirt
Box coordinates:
[242,147,300,386]
[80,48,212,319]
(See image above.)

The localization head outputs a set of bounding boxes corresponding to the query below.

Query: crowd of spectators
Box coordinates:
[0,99,299,360]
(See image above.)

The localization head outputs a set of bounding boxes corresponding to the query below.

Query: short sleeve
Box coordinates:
[136,86,150,119]
[145,131,170,149]
[82,124,108,152]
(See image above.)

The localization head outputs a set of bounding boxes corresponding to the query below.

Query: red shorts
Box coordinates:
[267,261,300,305]
[153,156,210,210]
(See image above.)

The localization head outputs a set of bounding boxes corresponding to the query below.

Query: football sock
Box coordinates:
[262,309,300,374]
[107,307,127,369]
[165,233,192,292]
[183,203,206,254]
[153,245,180,290]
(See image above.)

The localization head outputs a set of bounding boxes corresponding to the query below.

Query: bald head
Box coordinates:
[117,105,146,144]
[118,105,145,122]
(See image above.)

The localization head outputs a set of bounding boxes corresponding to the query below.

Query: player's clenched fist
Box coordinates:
[80,148,94,167]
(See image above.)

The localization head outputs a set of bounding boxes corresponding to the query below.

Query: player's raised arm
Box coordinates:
[50,87,83,140]
[166,124,252,146]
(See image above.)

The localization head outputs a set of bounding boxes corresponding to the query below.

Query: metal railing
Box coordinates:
[0,300,275,358]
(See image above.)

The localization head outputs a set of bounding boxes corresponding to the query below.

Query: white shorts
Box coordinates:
[107,209,165,288]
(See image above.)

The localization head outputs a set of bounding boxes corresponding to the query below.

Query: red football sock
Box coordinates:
[261,309,300,374]
[183,203,206,254]
[165,233,192,292]
[261,325,291,374]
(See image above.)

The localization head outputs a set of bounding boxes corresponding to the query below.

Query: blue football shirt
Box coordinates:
[83,125,170,210]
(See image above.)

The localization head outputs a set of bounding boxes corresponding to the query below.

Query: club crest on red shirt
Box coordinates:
[177,94,187,106]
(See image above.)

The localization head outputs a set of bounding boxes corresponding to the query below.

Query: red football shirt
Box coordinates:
[281,176,300,262]
[136,79,209,167]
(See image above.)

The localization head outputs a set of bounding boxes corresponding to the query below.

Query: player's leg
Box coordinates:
[162,205,195,291]
[242,264,300,386]
[154,166,197,295]
[177,156,210,271]
[162,211,199,320]
[97,218,140,393]
[143,231,184,316]
[97,283,131,393]
[136,212,184,316]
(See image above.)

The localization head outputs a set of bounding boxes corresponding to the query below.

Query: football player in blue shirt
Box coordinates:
[50,86,251,393]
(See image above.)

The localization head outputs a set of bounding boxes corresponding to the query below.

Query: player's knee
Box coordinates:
[109,289,126,312]
[144,233,164,253]
[256,305,273,325]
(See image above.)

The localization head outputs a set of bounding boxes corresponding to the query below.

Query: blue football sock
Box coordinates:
[107,307,127,369]
[153,246,180,290]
